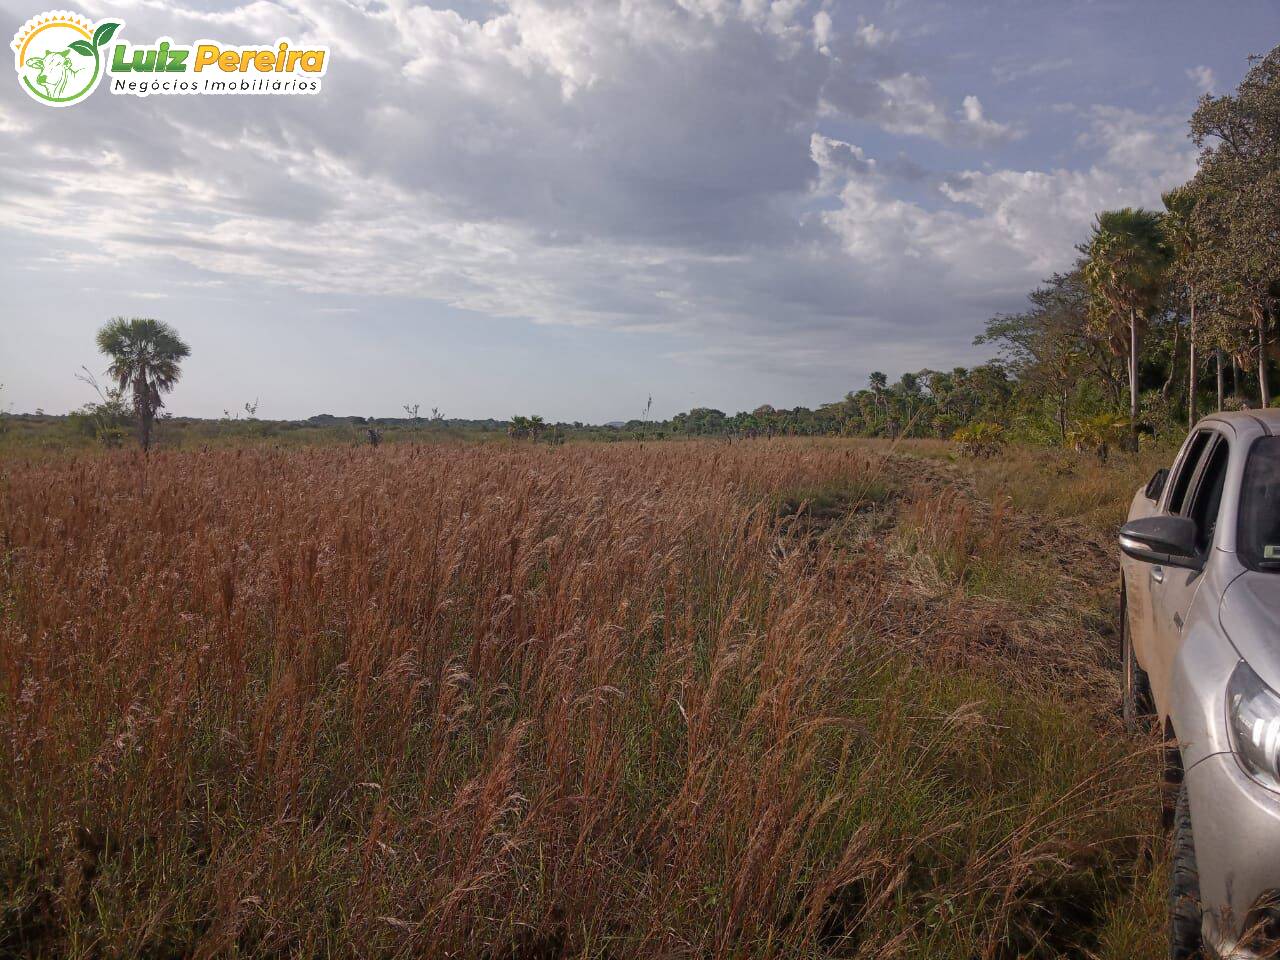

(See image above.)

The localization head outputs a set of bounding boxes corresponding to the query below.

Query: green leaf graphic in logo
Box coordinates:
[92,21,119,48]
[12,13,123,106]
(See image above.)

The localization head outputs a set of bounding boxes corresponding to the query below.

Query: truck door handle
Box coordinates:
[1151,565,1165,584]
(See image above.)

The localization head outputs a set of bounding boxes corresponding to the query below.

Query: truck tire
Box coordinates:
[1169,784,1203,960]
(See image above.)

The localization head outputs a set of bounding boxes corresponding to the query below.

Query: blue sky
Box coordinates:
[1,0,1276,422]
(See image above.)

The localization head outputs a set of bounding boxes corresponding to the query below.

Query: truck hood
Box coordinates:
[1221,570,1280,692]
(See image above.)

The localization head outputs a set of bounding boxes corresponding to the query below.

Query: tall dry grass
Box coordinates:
[1,441,1159,958]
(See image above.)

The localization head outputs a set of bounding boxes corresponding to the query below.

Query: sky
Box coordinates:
[0,0,1276,423]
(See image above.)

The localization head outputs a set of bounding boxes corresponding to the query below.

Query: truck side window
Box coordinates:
[1238,437,1280,571]
[1188,438,1230,553]
[1168,430,1212,515]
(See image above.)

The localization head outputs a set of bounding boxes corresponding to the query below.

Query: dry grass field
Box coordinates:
[1,439,1172,958]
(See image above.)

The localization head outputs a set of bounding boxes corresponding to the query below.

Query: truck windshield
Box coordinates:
[1240,437,1280,572]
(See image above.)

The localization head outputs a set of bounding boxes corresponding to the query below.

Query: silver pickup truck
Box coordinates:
[1120,410,1280,959]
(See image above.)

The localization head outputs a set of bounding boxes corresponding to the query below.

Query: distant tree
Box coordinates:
[1163,185,1204,424]
[1189,48,1280,407]
[672,407,727,436]
[972,264,1126,442]
[868,371,888,406]
[1068,412,1130,463]
[953,422,1006,458]
[867,371,888,429]
[1085,209,1171,449]
[95,317,190,451]
[72,366,129,447]
[508,415,546,441]
[978,271,1095,443]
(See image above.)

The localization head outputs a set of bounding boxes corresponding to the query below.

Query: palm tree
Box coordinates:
[1084,209,1170,450]
[1163,186,1201,426]
[96,317,190,451]
[868,371,887,431]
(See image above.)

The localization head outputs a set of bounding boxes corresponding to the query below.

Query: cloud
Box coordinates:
[991,56,1073,85]
[821,67,1021,147]
[853,16,889,49]
[0,0,1190,382]
[810,133,875,189]
[937,107,1197,273]
[0,100,29,133]
[812,9,832,53]
[959,94,1019,144]
[1187,64,1216,94]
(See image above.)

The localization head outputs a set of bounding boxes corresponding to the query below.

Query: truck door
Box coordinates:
[1149,433,1230,710]
[1129,429,1212,707]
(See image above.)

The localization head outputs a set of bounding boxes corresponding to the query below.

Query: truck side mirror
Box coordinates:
[1119,515,1202,570]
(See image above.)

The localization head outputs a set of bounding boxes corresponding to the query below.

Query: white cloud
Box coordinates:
[991,56,1073,85]
[938,106,1197,274]
[0,101,30,134]
[822,70,1020,147]
[1187,64,1215,94]
[810,133,875,189]
[959,94,1018,144]
[812,9,832,52]
[853,16,888,48]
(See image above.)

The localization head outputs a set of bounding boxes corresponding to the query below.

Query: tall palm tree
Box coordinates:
[868,371,887,430]
[1163,186,1201,425]
[96,317,190,451]
[1084,208,1170,451]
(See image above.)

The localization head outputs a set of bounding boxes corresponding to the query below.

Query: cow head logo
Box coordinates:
[12,11,121,106]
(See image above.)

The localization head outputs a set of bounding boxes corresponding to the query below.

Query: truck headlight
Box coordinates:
[1228,660,1280,791]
